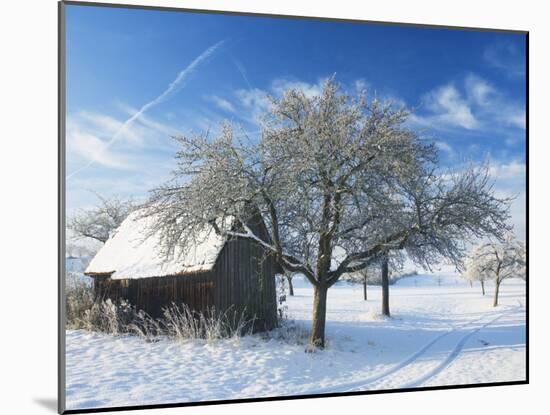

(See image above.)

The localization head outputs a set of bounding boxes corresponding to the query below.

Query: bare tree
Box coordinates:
[343,263,377,301]
[145,79,511,349]
[68,194,136,244]
[343,266,373,301]
[344,255,403,310]
[66,242,97,268]
[465,236,524,306]
[284,271,296,296]
[378,252,405,316]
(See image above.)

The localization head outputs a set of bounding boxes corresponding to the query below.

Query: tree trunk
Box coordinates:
[481,280,485,296]
[363,278,367,301]
[469,280,473,288]
[493,280,501,307]
[309,284,328,349]
[287,275,294,296]
[381,258,390,317]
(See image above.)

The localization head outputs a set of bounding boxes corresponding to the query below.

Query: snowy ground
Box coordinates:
[65,273,526,410]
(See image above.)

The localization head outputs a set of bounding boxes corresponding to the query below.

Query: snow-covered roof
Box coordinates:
[85,211,231,280]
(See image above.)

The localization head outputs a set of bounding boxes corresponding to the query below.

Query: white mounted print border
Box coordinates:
[58,1,528,413]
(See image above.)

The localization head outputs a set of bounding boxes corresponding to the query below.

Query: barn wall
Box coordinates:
[93,272,216,318]
[213,237,278,331]
[91,233,278,331]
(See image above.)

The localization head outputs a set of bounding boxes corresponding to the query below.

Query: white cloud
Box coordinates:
[354,78,370,94]
[271,78,324,99]
[489,160,526,241]
[423,84,478,129]
[235,88,270,110]
[234,77,365,124]
[222,73,524,144]
[465,74,495,107]
[493,104,526,131]
[207,95,236,113]
[65,107,183,210]
[410,74,525,134]
[117,102,178,138]
[489,160,526,181]
[231,78,329,125]
[236,77,326,112]
[438,159,526,240]
[507,111,526,129]
[66,106,182,175]
[67,40,225,180]
[77,111,145,145]
[484,42,525,78]
[434,141,454,156]
[67,121,132,170]
[464,75,525,131]
[234,88,272,124]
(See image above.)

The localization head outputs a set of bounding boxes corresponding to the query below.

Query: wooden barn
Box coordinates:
[84,211,279,331]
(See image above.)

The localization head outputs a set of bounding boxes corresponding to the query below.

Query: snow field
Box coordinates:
[66,273,526,410]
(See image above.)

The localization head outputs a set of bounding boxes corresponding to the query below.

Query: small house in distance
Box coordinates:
[84,211,279,331]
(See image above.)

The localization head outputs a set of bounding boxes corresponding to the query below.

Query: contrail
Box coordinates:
[67,40,226,180]
[232,57,254,91]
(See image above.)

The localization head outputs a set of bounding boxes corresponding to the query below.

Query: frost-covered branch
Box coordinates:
[463,234,525,305]
[144,78,512,348]
[68,194,136,243]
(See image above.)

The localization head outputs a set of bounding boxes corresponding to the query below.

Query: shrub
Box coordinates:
[162,303,254,344]
[78,298,142,335]
[65,271,94,329]
[128,310,163,342]
[65,268,255,341]
[66,284,255,343]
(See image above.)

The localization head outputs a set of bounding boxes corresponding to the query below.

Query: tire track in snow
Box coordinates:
[400,308,515,389]
[311,307,517,394]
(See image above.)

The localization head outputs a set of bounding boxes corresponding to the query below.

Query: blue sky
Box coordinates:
[64,4,527,239]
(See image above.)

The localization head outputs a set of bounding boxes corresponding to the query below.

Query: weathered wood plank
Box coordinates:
[91,223,278,330]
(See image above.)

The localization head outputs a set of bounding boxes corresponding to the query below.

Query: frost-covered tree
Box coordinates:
[68,194,136,243]
[145,79,511,349]
[463,256,490,295]
[66,243,97,268]
[465,236,525,306]
[515,241,527,282]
